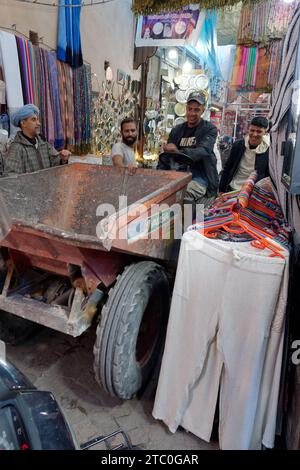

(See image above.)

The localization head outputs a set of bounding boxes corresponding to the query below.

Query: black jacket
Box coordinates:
[166,120,219,196]
[219,139,269,193]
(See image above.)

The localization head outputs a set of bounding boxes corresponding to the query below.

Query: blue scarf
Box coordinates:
[57,0,83,68]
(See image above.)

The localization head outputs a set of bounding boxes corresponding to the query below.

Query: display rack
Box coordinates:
[220,92,271,140]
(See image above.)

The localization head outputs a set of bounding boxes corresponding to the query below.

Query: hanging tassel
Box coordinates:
[132,0,260,15]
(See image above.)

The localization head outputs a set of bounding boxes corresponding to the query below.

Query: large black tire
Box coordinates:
[0,310,41,345]
[93,261,170,399]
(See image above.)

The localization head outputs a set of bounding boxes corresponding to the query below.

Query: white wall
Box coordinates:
[0,0,140,85]
[0,0,58,50]
[81,0,140,84]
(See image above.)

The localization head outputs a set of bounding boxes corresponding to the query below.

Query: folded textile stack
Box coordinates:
[189,175,291,249]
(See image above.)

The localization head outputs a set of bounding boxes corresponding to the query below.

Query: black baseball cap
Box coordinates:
[187,91,206,105]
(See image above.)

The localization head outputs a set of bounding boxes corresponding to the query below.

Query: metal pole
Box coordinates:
[233,105,238,141]
[220,82,228,136]
[138,59,149,159]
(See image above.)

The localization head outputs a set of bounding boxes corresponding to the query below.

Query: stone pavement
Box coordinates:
[6,326,218,451]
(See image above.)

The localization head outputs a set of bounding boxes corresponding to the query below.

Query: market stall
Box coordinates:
[134,0,300,451]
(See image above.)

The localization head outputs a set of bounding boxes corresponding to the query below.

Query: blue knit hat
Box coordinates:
[12,104,39,128]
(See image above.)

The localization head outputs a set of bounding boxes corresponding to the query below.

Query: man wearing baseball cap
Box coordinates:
[4,104,71,175]
[159,91,218,209]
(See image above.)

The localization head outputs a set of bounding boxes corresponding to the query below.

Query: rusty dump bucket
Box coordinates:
[0,164,191,260]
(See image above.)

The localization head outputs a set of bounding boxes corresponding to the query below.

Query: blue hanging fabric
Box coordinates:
[72,0,83,68]
[57,0,83,68]
[200,9,222,78]
[57,0,67,62]
[193,9,223,79]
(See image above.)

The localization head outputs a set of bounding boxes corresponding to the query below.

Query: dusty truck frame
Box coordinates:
[0,164,191,399]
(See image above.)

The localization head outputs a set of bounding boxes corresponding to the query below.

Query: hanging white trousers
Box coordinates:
[153,231,289,450]
[0,31,24,136]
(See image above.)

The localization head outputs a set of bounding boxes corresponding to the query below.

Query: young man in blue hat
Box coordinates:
[4,104,71,175]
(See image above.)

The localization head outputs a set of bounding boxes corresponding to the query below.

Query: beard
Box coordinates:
[123,135,137,146]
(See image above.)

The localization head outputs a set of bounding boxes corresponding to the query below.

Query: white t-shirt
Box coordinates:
[111,142,136,166]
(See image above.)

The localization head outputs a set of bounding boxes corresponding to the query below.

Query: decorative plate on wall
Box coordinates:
[195,74,209,90]
[174,102,186,117]
[174,117,186,126]
[179,75,189,91]
[185,88,197,100]
[175,89,187,104]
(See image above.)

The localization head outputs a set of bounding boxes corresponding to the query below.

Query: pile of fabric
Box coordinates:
[196,175,291,250]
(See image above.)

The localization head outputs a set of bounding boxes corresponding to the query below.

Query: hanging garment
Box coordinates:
[256,45,271,90]
[266,0,298,41]
[34,47,55,146]
[237,0,297,45]
[216,3,241,46]
[0,31,24,135]
[231,42,282,91]
[57,0,83,69]
[45,51,64,149]
[15,37,39,106]
[197,9,222,79]
[73,64,91,152]
[153,231,289,450]
[269,4,300,241]
[57,60,75,147]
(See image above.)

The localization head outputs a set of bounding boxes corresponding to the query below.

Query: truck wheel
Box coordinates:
[0,310,40,345]
[94,261,170,399]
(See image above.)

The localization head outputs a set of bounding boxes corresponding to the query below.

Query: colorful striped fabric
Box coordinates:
[231,41,283,91]
[2,31,90,151]
[235,171,257,210]
[189,176,291,252]
[34,46,55,146]
[57,60,75,147]
[237,0,297,44]
[73,64,91,153]
[16,37,38,106]
[46,51,64,149]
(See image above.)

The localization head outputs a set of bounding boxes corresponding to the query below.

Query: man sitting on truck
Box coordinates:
[158,91,219,209]
[4,104,71,175]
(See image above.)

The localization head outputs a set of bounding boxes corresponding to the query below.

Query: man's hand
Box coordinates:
[163,143,178,153]
[127,165,137,176]
[59,149,71,161]
[115,164,137,175]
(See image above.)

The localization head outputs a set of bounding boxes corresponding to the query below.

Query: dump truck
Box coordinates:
[0,163,191,399]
